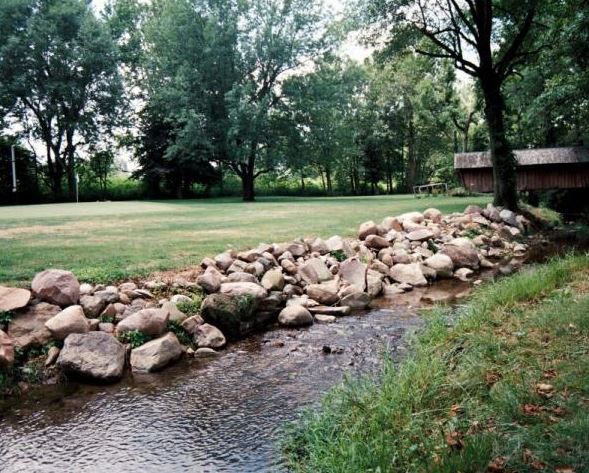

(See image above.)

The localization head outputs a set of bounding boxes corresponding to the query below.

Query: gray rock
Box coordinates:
[423,208,442,223]
[424,253,454,278]
[306,279,340,305]
[115,308,169,337]
[364,234,389,249]
[0,286,31,312]
[340,291,371,309]
[499,209,518,227]
[441,239,480,269]
[195,323,226,348]
[194,347,220,358]
[278,306,313,327]
[407,229,434,242]
[454,267,474,282]
[7,302,60,349]
[299,258,332,285]
[339,258,367,291]
[80,295,105,318]
[171,294,193,305]
[57,332,126,383]
[358,221,378,240]
[45,305,90,341]
[161,301,188,323]
[390,263,428,287]
[261,268,285,291]
[130,332,183,372]
[200,293,259,340]
[197,267,222,293]
[314,314,336,323]
[44,345,60,367]
[308,306,351,316]
[220,282,268,299]
[31,269,80,307]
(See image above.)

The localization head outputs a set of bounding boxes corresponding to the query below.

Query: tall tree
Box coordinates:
[368,0,543,210]
[0,0,123,201]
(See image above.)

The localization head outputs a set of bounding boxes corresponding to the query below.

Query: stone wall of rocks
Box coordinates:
[0,203,530,385]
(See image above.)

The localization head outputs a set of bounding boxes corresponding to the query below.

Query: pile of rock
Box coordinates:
[0,203,530,385]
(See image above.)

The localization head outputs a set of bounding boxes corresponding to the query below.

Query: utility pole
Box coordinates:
[75,173,79,203]
[11,145,17,193]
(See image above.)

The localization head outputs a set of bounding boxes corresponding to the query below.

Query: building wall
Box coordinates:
[458,164,589,192]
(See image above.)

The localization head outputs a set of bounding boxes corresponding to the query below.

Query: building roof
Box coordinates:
[454,147,589,169]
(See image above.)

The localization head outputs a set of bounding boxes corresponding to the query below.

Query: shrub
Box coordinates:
[329,250,347,262]
[167,320,192,346]
[117,330,151,348]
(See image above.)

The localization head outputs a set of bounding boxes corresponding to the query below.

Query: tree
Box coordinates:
[369,0,544,210]
[226,0,329,201]
[0,0,123,201]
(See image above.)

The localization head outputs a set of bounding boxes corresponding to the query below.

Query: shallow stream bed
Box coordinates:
[0,293,437,473]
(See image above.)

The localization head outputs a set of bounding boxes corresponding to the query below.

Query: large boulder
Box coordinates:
[130,332,183,372]
[441,239,480,269]
[299,258,332,285]
[57,332,126,383]
[31,269,80,306]
[390,263,428,287]
[0,286,31,312]
[7,302,60,349]
[424,253,454,278]
[220,282,268,299]
[45,305,90,341]
[201,293,259,340]
[261,268,285,291]
[227,272,259,284]
[306,279,340,305]
[161,301,188,323]
[195,323,226,348]
[0,329,14,366]
[115,308,169,337]
[339,258,367,291]
[325,235,353,256]
[278,306,313,327]
[214,252,234,271]
[340,291,371,309]
[397,211,424,224]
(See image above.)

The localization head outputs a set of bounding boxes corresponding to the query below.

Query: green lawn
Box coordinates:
[0,195,489,286]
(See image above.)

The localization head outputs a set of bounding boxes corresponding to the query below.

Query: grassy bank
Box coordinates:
[0,195,488,286]
[285,254,589,472]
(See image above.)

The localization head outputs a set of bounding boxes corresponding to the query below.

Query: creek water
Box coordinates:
[0,290,448,473]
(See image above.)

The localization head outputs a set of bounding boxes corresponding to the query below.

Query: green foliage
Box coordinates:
[117,330,151,348]
[284,253,589,471]
[167,321,192,347]
[0,310,13,328]
[176,295,203,317]
[329,250,347,263]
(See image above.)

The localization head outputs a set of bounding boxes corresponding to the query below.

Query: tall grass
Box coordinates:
[285,253,589,472]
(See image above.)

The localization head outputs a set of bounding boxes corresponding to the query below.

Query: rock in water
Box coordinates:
[278,306,313,327]
[424,253,454,278]
[57,332,126,383]
[339,258,367,291]
[201,293,259,340]
[0,286,31,312]
[195,323,226,348]
[45,305,90,341]
[441,240,480,269]
[130,332,183,372]
[389,263,428,287]
[31,269,80,307]
[115,308,169,337]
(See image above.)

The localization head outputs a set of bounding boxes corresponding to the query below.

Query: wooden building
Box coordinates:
[454,147,589,192]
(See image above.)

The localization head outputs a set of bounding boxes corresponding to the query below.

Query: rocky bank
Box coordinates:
[0,203,531,388]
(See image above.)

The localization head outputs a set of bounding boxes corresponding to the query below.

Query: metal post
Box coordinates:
[11,145,17,193]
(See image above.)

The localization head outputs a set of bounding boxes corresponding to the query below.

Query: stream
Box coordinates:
[0,287,454,473]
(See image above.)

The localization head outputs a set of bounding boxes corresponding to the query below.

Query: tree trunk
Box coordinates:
[241,145,257,202]
[300,171,305,194]
[481,77,519,210]
[406,119,417,193]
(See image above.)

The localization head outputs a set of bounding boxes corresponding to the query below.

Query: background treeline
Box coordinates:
[0,0,587,204]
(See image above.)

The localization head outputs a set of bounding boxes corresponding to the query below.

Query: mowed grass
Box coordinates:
[0,194,489,286]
